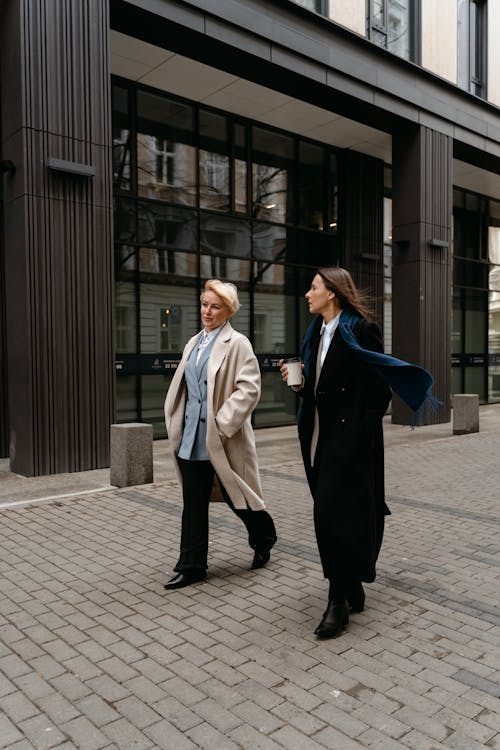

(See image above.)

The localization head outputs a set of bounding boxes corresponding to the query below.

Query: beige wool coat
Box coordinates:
[164,321,266,511]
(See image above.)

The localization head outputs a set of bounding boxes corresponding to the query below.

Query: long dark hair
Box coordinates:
[317,266,372,320]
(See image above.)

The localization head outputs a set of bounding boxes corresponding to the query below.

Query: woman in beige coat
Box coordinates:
[163,279,277,590]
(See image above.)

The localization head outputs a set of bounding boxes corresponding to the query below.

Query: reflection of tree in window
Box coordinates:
[253,165,288,222]
[113,129,130,189]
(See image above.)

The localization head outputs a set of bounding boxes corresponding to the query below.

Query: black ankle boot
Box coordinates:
[314,600,349,639]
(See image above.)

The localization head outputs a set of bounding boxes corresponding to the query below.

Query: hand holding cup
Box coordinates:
[279,357,303,387]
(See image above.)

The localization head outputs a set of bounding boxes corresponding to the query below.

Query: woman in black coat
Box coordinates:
[281,267,392,639]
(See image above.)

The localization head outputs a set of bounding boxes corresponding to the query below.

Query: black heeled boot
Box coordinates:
[314,600,349,639]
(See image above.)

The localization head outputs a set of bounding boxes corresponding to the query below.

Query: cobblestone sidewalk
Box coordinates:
[1,416,500,749]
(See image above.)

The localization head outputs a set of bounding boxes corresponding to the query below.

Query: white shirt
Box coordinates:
[196,325,223,364]
[319,313,341,368]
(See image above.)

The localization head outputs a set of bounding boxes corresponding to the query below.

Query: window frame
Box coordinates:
[458,0,487,99]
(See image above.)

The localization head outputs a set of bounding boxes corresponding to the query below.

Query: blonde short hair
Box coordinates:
[202,279,240,317]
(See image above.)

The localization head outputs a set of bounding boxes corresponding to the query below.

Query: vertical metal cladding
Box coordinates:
[392,125,452,425]
[2,0,113,475]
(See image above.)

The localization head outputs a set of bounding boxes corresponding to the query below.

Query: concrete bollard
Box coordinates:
[110,423,153,487]
[452,394,479,435]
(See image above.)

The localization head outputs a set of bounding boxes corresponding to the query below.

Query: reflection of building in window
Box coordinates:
[154,138,175,185]
[199,151,230,211]
[254,313,269,350]
[367,0,415,62]
[200,255,227,278]
[204,152,226,192]
[116,305,135,351]
[137,136,196,205]
[160,305,182,351]
[155,220,176,273]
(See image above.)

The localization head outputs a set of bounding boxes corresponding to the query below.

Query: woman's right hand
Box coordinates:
[278,359,288,383]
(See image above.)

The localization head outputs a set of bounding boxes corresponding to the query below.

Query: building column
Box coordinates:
[392,124,452,424]
[338,150,385,326]
[0,1,114,475]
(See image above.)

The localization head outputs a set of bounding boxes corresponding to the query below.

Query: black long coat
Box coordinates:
[298,316,392,583]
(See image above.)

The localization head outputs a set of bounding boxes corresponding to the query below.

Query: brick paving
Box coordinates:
[1,409,500,749]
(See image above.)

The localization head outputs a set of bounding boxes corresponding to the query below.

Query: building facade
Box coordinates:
[1,0,500,475]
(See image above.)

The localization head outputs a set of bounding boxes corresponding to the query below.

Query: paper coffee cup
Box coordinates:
[286,358,302,386]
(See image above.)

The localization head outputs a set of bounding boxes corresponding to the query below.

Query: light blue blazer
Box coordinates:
[177,332,219,460]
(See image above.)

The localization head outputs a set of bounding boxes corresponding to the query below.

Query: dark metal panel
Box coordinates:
[111,0,500,163]
[1,0,114,475]
[205,18,272,58]
[392,125,452,425]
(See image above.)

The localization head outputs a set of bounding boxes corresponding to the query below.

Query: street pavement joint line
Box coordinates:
[261,477,500,526]
[451,549,500,569]
[260,468,307,484]
[388,494,500,526]
[453,669,500,697]
[0,486,112,509]
[381,574,500,627]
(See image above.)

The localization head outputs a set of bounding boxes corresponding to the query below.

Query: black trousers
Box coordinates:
[175,458,277,572]
[310,459,370,602]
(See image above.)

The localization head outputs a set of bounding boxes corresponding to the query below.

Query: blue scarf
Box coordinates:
[301,309,441,421]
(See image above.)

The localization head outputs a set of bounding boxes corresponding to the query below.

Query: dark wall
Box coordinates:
[0,1,114,475]
[0,92,7,459]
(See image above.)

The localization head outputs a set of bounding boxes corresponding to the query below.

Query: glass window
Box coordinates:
[142,375,174,438]
[234,123,248,214]
[454,206,488,261]
[115,277,137,354]
[489,278,500,401]
[489,226,500,265]
[252,127,295,224]
[368,0,419,62]
[112,86,131,191]
[253,262,298,428]
[113,80,341,429]
[115,198,137,244]
[387,0,411,59]
[137,202,197,257]
[285,227,339,268]
[298,141,325,230]
[464,289,487,352]
[458,0,487,98]
[329,153,338,231]
[200,214,251,259]
[253,223,287,263]
[199,110,230,212]
[464,367,486,399]
[292,0,327,14]
[116,376,139,423]
[140,283,199,353]
[137,92,196,205]
[452,290,463,355]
